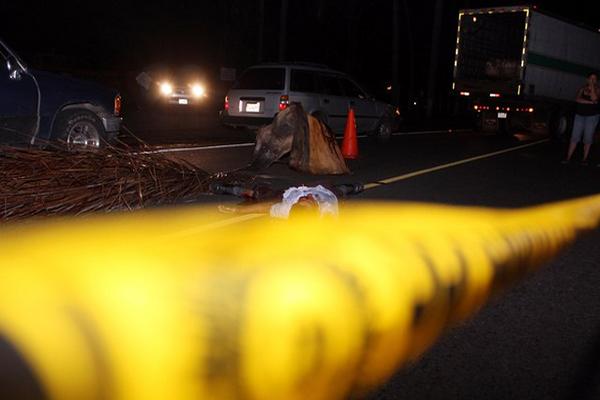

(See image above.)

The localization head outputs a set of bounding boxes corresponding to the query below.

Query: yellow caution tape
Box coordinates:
[0,195,599,400]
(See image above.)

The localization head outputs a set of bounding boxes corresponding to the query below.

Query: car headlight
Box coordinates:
[160,82,173,96]
[191,84,205,98]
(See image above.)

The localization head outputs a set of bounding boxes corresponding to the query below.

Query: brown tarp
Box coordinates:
[249,103,349,175]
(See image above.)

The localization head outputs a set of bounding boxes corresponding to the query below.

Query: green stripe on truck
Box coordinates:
[527,52,596,77]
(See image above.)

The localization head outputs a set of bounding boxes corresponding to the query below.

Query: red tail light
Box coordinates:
[224,96,230,111]
[279,95,289,111]
[114,95,122,116]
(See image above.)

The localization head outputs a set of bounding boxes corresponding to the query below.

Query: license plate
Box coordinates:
[178,98,189,105]
[245,102,261,113]
[498,112,507,119]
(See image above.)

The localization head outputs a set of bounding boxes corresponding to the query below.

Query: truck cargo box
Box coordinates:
[453,6,600,101]
[453,6,600,137]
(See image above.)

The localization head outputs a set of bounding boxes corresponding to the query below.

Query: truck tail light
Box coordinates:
[279,95,289,111]
[224,96,230,111]
[114,95,122,116]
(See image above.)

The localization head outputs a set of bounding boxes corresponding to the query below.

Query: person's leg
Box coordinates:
[566,115,585,161]
[566,142,578,161]
[582,115,600,162]
[583,143,591,162]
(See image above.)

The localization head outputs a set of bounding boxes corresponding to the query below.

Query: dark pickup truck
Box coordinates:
[0,39,121,148]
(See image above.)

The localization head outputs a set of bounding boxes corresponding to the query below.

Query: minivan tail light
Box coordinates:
[279,95,289,111]
[224,96,230,111]
[114,95,122,116]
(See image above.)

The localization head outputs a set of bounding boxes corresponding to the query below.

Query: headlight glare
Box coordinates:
[192,84,205,98]
[160,82,173,96]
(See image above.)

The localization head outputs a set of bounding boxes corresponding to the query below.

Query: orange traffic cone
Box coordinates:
[342,107,358,159]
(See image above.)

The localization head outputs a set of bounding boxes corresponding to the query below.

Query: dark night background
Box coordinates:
[3,1,600,113]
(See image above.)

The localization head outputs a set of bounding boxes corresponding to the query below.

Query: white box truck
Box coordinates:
[452,5,600,137]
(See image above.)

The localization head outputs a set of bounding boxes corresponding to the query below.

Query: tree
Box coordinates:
[344,0,362,73]
[258,0,265,62]
[426,0,444,118]
[392,0,400,106]
[401,0,415,105]
[279,0,289,61]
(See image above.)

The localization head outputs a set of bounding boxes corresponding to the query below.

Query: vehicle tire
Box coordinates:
[53,110,110,150]
[374,118,393,143]
[550,109,573,142]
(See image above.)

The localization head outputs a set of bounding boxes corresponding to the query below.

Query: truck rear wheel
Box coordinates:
[550,110,573,142]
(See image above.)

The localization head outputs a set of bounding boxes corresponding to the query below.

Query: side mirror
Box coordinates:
[6,57,22,81]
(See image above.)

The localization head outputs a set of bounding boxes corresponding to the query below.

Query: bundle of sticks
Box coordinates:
[0,145,246,222]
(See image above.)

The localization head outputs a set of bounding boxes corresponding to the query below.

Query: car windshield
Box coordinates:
[0,42,7,60]
[0,39,23,66]
[1,36,98,73]
[233,67,285,90]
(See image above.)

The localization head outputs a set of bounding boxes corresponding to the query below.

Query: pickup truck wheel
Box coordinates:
[55,111,106,150]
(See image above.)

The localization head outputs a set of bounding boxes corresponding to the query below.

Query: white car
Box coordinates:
[221,63,398,140]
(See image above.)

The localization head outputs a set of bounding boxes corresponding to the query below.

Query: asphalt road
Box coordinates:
[125,109,600,399]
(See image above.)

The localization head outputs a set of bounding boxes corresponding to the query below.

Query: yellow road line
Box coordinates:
[164,213,266,238]
[364,139,549,190]
[195,139,550,230]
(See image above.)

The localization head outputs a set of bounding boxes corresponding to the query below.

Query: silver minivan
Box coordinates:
[221,63,397,139]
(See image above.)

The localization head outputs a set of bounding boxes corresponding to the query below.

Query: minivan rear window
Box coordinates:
[233,68,285,90]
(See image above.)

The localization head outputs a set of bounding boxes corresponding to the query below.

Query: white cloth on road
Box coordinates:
[270,185,339,219]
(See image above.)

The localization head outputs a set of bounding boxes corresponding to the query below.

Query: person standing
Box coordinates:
[563,72,600,165]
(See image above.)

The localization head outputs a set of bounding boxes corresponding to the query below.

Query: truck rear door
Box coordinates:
[454,8,528,96]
